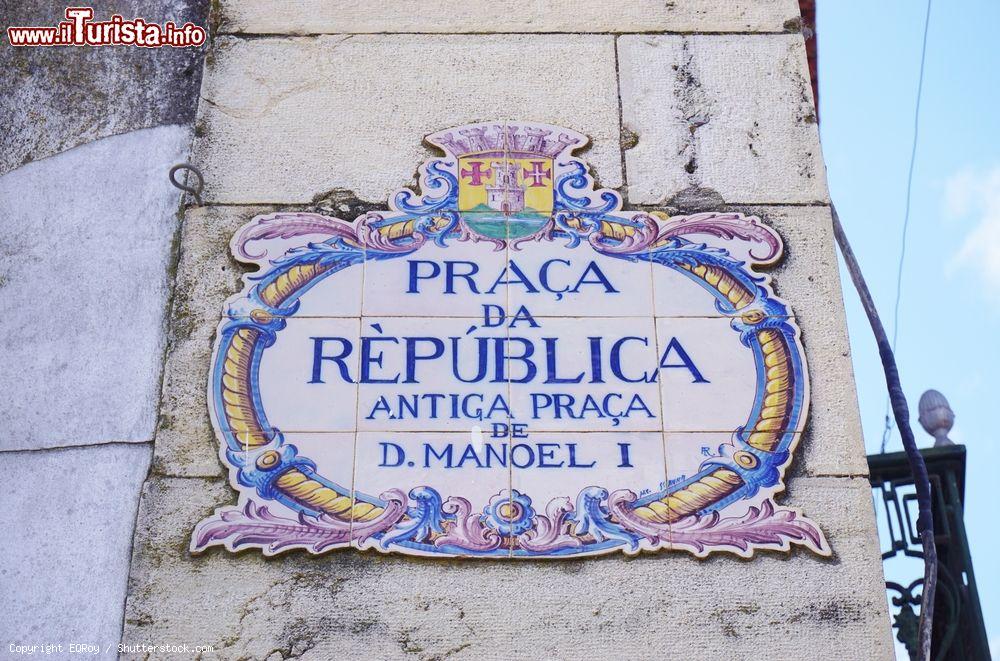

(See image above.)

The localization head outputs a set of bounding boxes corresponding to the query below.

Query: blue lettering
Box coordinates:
[366,396,393,420]
[617,442,633,468]
[536,443,564,468]
[543,337,585,384]
[406,260,440,293]
[308,337,354,384]
[482,304,505,327]
[404,337,445,383]
[501,337,537,384]
[511,443,536,468]
[451,336,488,383]
[379,442,406,467]
[360,336,400,383]
[492,260,538,294]
[567,443,596,468]
[659,337,710,383]
[539,258,571,299]
[572,261,618,293]
[509,305,540,328]
[424,444,454,468]
[445,260,480,293]
[610,336,653,383]
[456,443,485,468]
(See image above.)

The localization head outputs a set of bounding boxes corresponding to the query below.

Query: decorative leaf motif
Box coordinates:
[516,497,581,552]
[192,500,352,554]
[608,491,829,557]
[669,499,828,556]
[352,489,409,545]
[656,212,781,263]
[192,491,407,555]
[588,212,659,254]
[234,212,359,260]
[434,497,502,552]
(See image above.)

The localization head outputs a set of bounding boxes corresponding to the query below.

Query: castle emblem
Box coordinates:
[485,161,525,213]
[443,123,559,239]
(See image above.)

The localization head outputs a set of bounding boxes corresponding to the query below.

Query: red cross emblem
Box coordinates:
[523,161,552,187]
[460,161,492,186]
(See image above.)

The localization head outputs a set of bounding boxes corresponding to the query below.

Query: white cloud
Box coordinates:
[944,166,1000,298]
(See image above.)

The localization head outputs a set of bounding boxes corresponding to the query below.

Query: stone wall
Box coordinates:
[0,0,892,658]
[120,1,891,659]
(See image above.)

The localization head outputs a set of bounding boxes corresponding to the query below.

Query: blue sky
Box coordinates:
[819,0,999,652]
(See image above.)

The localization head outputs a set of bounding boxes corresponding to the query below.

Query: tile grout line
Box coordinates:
[350,234,369,546]
[503,122,514,559]
[636,192,668,540]
[640,203,664,525]
[219,314,801,321]
[650,311,673,546]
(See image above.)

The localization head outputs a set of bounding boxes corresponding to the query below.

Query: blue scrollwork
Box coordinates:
[392,159,458,215]
[553,161,621,216]
[378,486,447,548]
[225,436,319,502]
[570,487,639,550]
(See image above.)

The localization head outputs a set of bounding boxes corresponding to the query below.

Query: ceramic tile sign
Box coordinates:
[192,122,829,559]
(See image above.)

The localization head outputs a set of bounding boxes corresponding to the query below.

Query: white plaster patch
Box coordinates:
[0,126,190,450]
[0,443,151,649]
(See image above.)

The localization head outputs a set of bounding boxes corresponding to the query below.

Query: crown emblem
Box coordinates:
[427,122,586,159]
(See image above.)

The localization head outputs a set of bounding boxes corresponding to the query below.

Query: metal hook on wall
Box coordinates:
[169,163,204,205]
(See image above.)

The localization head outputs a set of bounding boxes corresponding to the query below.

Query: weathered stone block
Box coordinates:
[619,34,827,205]
[218,0,801,36]
[193,35,621,204]
[170,205,263,341]
[747,205,868,477]
[152,205,271,477]
[153,324,224,478]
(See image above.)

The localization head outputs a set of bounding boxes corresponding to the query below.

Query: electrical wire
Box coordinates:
[881,0,933,453]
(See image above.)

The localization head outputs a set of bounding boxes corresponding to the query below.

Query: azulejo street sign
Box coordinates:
[191,121,828,559]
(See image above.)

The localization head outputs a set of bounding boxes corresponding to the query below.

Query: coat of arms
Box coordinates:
[448,124,558,238]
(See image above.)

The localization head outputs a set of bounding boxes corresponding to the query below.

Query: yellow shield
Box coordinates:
[458,154,553,239]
